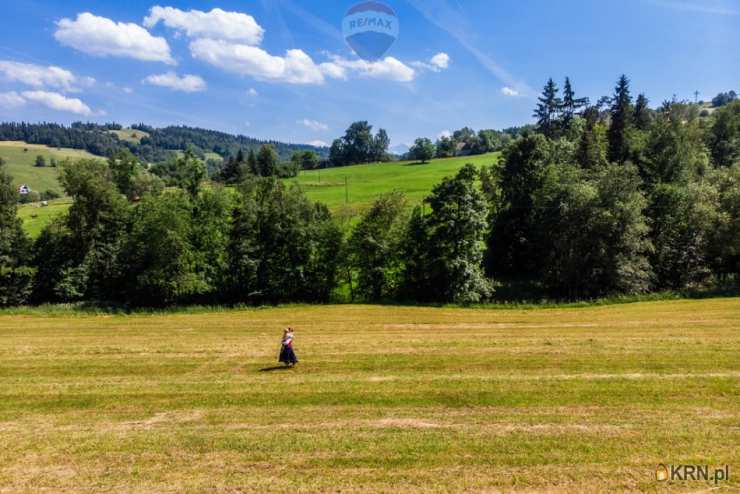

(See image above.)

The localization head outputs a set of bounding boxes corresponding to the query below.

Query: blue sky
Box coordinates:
[0,0,738,149]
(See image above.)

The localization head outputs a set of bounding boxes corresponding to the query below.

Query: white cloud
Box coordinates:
[299,118,329,132]
[0,91,26,109]
[144,6,264,44]
[55,12,174,64]
[246,88,258,97]
[0,60,94,93]
[21,90,93,115]
[307,140,328,147]
[190,38,325,85]
[319,62,347,80]
[500,86,520,97]
[143,72,207,92]
[430,52,450,70]
[410,52,452,73]
[329,56,416,82]
[438,129,452,139]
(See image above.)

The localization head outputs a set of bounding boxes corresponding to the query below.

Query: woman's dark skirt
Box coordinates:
[279,345,298,365]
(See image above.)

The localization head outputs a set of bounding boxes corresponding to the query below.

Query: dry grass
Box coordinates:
[0,299,738,493]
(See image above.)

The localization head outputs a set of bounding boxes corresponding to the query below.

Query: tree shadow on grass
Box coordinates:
[259,365,294,372]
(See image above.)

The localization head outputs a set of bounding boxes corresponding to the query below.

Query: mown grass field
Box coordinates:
[108,128,150,144]
[0,141,99,194]
[0,299,737,493]
[17,197,73,238]
[288,152,500,216]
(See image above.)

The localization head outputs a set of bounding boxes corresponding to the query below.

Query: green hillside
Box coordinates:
[108,128,150,144]
[0,141,100,195]
[15,152,500,237]
[17,198,72,238]
[288,152,500,216]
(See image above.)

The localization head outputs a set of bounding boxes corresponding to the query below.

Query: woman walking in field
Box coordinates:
[279,328,298,367]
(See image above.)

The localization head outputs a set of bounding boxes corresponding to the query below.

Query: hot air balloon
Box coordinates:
[342,1,399,61]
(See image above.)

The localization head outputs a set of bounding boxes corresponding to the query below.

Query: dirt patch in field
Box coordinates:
[372,418,445,429]
[367,376,398,382]
[117,410,204,430]
[480,423,632,436]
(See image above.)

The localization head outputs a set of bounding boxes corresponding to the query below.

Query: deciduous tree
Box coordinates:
[410,138,436,163]
[0,160,34,306]
[348,192,406,301]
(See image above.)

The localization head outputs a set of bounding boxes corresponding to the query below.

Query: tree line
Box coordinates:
[0,122,327,165]
[413,126,530,163]
[326,121,528,167]
[0,76,738,307]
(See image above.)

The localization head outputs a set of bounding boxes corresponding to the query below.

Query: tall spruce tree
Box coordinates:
[247,149,259,175]
[608,74,634,163]
[534,78,562,139]
[634,94,652,131]
[560,77,589,133]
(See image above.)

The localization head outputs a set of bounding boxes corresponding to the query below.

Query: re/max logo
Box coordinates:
[348,17,394,31]
[657,464,730,484]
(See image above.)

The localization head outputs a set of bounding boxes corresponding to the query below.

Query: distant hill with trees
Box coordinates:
[0,122,328,164]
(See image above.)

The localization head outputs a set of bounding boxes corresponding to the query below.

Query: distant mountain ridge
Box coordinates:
[0,122,328,163]
[390,143,410,156]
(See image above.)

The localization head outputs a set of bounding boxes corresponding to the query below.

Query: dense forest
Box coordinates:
[0,122,327,164]
[0,76,738,307]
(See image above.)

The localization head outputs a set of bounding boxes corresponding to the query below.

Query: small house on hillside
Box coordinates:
[18,184,30,195]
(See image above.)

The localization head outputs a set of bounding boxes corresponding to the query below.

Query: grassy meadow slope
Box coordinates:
[15,152,500,237]
[107,128,150,144]
[0,141,99,194]
[0,299,738,493]
[17,198,73,237]
[288,152,500,216]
